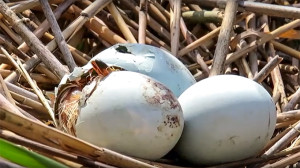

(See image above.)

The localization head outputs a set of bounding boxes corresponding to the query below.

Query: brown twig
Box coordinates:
[1,46,57,126]
[169,0,181,56]
[182,10,223,23]
[271,40,300,60]
[209,0,238,76]
[0,130,115,168]
[246,13,258,76]
[178,12,248,57]
[39,0,77,71]
[138,0,147,44]
[209,145,300,168]
[148,2,169,29]
[4,55,41,83]
[0,107,156,168]
[277,110,300,123]
[5,82,40,102]
[0,0,69,79]
[253,55,283,83]
[107,2,137,43]
[183,0,300,19]
[225,19,300,65]
[0,73,15,105]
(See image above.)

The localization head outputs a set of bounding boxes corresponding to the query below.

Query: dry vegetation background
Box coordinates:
[1,0,300,167]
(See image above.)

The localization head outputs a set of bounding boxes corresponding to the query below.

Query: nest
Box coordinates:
[1,0,300,168]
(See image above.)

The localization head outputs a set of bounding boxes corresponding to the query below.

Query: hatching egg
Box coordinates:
[84,43,196,97]
[75,71,184,160]
[175,75,276,165]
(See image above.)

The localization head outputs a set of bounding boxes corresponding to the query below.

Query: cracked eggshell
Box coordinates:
[75,71,184,160]
[175,75,276,165]
[84,43,196,97]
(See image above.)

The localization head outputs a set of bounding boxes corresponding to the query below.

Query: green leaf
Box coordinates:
[0,138,68,168]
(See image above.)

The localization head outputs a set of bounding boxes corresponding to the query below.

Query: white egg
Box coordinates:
[75,71,184,160]
[175,75,276,165]
[84,43,196,97]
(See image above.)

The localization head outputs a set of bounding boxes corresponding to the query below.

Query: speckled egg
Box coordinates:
[84,43,196,97]
[75,71,184,160]
[175,75,276,165]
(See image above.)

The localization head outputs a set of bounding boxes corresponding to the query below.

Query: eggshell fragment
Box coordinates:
[75,71,184,160]
[85,43,196,97]
[175,75,276,165]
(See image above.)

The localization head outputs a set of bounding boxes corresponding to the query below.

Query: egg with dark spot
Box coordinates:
[75,71,184,160]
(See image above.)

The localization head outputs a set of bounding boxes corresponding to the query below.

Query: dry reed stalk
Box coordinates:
[120,11,170,50]
[178,25,220,57]
[0,20,22,45]
[85,17,127,44]
[262,151,300,168]
[169,0,181,56]
[0,107,156,168]
[0,91,24,117]
[128,24,164,49]
[284,87,300,111]
[0,74,15,105]
[19,73,58,84]
[151,1,170,20]
[35,64,60,83]
[258,61,299,75]
[178,12,248,57]
[271,40,300,60]
[241,57,254,79]
[0,130,115,168]
[253,55,283,83]
[118,0,171,42]
[45,0,111,54]
[148,2,169,29]
[7,0,118,83]
[259,16,287,109]
[9,0,64,13]
[146,13,171,42]
[0,0,69,79]
[182,10,223,23]
[67,4,127,44]
[40,0,77,71]
[178,14,210,75]
[10,91,48,114]
[2,47,57,126]
[4,55,41,83]
[264,119,300,156]
[209,0,238,76]
[277,110,300,123]
[138,0,147,44]
[268,45,288,110]
[225,19,300,65]
[246,13,258,76]
[0,34,29,60]
[276,120,297,129]
[0,69,10,78]
[184,0,300,19]
[209,145,300,168]
[236,40,254,79]
[18,0,77,52]
[5,82,40,102]
[107,2,137,43]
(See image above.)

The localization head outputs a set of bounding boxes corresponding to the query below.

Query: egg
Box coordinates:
[84,43,196,97]
[74,71,184,160]
[175,75,276,165]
